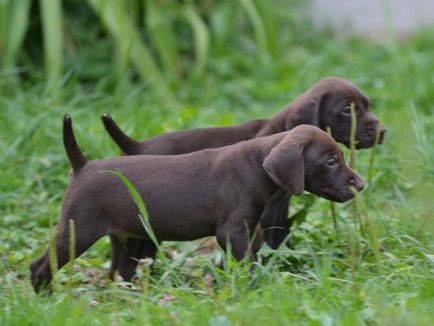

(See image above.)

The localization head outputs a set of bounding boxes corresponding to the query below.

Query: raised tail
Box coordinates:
[63,115,87,171]
[101,113,141,154]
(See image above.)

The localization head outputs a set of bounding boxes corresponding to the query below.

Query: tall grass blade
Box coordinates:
[330,201,339,241]
[2,0,31,69]
[105,170,159,249]
[40,0,63,95]
[109,0,131,88]
[146,0,179,79]
[48,225,58,291]
[366,127,381,204]
[184,4,209,80]
[68,219,76,291]
[239,0,269,59]
[348,211,358,292]
[88,0,174,105]
[104,170,183,285]
[210,1,235,52]
[349,102,357,170]
[349,103,363,234]
[348,104,362,292]
[379,0,398,50]
[348,187,360,293]
[364,120,383,274]
[326,126,339,241]
[409,103,428,161]
[359,199,382,273]
[0,0,9,65]
[253,0,277,56]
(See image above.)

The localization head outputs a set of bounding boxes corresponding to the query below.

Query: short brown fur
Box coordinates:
[102,77,385,280]
[30,119,364,293]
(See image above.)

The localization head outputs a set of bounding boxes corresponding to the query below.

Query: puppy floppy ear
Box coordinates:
[286,92,328,129]
[263,140,305,195]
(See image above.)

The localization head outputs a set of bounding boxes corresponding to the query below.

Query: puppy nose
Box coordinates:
[378,126,386,144]
[349,175,365,192]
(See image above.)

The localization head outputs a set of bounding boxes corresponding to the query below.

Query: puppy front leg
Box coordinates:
[216,216,263,262]
[260,189,291,249]
[30,216,106,293]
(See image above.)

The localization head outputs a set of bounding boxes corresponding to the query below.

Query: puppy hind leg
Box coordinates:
[117,239,158,281]
[109,235,123,280]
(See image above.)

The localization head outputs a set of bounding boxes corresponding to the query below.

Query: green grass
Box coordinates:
[0,21,434,326]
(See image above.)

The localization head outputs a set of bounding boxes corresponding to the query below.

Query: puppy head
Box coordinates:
[289,77,386,149]
[263,125,364,202]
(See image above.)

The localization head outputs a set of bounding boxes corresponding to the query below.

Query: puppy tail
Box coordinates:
[63,115,87,171]
[101,112,141,154]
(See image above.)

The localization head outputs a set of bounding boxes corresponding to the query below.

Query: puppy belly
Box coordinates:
[109,213,215,242]
[151,216,215,241]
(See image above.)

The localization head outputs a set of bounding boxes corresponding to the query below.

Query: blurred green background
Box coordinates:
[1,0,298,97]
[0,1,433,325]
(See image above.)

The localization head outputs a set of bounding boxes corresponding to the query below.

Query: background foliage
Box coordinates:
[0,1,433,325]
[0,0,287,98]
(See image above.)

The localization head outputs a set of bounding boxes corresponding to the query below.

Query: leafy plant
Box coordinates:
[0,0,280,99]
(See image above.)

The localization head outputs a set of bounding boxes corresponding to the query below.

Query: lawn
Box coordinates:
[0,4,433,325]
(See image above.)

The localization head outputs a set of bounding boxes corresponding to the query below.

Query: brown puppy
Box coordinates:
[102,77,385,281]
[103,77,385,155]
[30,116,364,293]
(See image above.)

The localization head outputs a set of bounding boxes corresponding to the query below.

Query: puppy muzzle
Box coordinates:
[356,126,386,148]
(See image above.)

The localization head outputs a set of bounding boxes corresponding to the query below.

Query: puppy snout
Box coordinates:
[349,175,365,192]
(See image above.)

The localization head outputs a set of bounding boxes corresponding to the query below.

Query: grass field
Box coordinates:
[1,14,434,325]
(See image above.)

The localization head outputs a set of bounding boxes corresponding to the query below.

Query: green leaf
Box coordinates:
[3,0,31,68]
[40,0,64,95]
[88,0,174,105]
[238,0,269,59]
[184,4,209,80]
[103,169,159,248]
[146,0,179,79]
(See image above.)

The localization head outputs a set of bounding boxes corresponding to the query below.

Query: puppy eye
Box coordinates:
[325,158,338,168]
[341,105,352,116]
